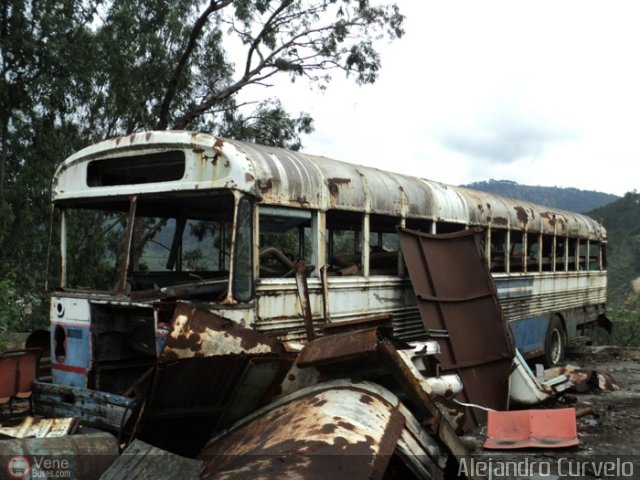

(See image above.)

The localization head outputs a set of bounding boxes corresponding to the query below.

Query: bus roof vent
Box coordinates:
[87,150,186,187]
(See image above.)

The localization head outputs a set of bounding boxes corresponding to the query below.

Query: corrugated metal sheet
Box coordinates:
[52,131,606,240]
[198,380,446,480]
[398,228,516,429]
[294,327,475,472]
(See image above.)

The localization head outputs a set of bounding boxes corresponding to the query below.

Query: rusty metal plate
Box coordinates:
[399,228,515,428]
[159,302,284,361]
[136,305,294,457]
[198,381,409,480]
[296,327,380,367]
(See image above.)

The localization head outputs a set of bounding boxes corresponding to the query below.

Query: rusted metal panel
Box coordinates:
[198,380,445,480]
[294,260,316,341]
[295,328,474,472]
[399,228,516,429]
[255,277,422,344]
[0,432,118,479]
[297,327,379,367]
[159,302,284,361]
[136,304,294,457]
[100,439,204,480]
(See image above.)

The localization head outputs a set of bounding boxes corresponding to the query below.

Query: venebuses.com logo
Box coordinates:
[7,456,30,479]
[6,455,72,479]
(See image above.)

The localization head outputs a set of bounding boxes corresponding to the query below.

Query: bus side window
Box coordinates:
[510,231,525,272]
[556,238,567,271]
[436,221,466,233]
[326,210,362,276]
[578,239,589,271]
[541,234,554,272]
[589,241,601,270]
[405,218,432,233]
[490,229,507,273]
[369,214,400,276]
[258,207,312,278]
[527,232,540,272]
[568,238,578,270]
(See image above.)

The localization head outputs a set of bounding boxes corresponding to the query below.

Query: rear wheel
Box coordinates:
[543,317,566,367]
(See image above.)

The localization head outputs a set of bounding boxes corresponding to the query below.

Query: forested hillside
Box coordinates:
[589,192,640,305]
[465,179,619,213]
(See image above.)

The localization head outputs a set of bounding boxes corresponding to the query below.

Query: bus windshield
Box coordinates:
[58,193,237,297]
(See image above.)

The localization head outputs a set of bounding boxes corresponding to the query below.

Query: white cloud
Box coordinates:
[236,0,640,196]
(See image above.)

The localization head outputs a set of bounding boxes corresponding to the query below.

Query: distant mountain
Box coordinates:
[463,179,619,213]
[589,192,640,304]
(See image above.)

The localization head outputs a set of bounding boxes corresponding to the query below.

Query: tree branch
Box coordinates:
[245,0,293,76]
[157,0,233,130]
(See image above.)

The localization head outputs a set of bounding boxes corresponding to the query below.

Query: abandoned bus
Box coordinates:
[48,131,608,393]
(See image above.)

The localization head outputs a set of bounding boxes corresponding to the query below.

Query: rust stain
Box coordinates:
[336,420,356,431]
[319,423,337,434]
[197,384,403,479]
[541,211,557,227]
[492,216,509,226]
[214,138,224,149]
[160,304,285,361]
[258,178,273,192]
[514,206,529,225]
[145,132,152,141]
[309,397,327,407]
[327,177,351,194]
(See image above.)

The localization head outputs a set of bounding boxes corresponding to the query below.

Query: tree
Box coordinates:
[0,0,404,329]
[90,0,403,138]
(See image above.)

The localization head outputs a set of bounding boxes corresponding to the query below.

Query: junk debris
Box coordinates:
[2,228,624,478]
[0,416,79,439]
[399,228,516,428]
[483,408,579,449]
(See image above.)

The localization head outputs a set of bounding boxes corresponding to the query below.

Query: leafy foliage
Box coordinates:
[589,192,640,305]
[0,0,404,330]
[601,294,640,347]
[0,272,46,335]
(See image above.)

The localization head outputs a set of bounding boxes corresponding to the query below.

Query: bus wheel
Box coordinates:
[544,317,566,367]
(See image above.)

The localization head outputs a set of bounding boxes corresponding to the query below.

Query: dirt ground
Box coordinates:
[462,346,640,480]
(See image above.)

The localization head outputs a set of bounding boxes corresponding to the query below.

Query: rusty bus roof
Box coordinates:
[52,131,606,240]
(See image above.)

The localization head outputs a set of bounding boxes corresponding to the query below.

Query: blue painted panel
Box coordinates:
[51,323,91,387]
[508,315,550,355]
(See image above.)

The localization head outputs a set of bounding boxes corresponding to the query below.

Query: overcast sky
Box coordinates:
[243,0,640,196]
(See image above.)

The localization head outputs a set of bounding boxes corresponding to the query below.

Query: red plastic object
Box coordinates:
[484,408,579,449]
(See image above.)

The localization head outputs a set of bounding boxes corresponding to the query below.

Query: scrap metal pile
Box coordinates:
[0,229,619,479]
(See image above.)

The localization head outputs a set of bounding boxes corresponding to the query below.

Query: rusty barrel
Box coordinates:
[0,432,118,479]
